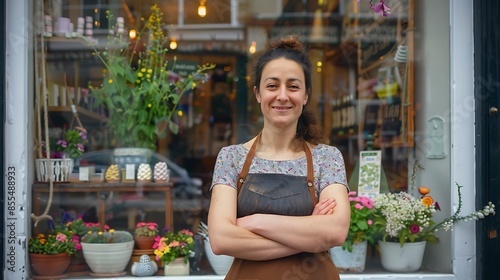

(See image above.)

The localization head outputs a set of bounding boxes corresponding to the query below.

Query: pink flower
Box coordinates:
[355,203,363,210]
[367,219,373,225]
[410,224,420,234]
[55,233,67,242]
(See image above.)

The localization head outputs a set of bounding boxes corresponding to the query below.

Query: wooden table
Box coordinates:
[32,181,173,231]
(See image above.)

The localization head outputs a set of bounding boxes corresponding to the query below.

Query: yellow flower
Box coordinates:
[192,82,197,88]
[148,104,152,108]
[108,79,113,84]
[146,74,151,79]
[98,231,103,236]
[147,69,153,74]
[109,229,115,233]
[138,72,143,78]
[141,68,146,72]
[135,79,141,84]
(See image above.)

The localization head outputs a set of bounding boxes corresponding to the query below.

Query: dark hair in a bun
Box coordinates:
[253,35,328,145]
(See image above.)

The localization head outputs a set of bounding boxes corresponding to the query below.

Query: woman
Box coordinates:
[208,35,350,279]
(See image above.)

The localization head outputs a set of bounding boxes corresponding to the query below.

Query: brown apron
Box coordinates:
[224,133,340,280]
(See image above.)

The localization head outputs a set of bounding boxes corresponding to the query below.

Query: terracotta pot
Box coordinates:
[29,252,71,276]
[134,236,156,250]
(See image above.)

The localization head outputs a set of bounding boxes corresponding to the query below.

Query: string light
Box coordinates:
[198,0,207,17]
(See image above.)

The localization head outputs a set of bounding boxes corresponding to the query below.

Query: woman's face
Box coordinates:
[255,58,308,129]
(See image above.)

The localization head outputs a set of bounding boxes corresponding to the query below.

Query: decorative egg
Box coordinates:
[131,254,158,277]
[154,162,169,182]
[137,163,152,182]
[105,164,120,182]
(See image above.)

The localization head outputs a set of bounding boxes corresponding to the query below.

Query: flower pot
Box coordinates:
[35,158,74,182]
[204,237,233,275]
[378,240,426,272]
[330,240,367,273]
[29,252,71,278]
[164,257,189,276]
[134,236,156,250]
[81,240,134,276]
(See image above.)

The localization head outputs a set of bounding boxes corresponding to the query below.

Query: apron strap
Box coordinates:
[237,132,261,192]
[237,132,317,205]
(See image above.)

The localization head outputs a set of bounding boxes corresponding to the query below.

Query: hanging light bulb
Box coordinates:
[249,41,256,54]
[129,29,137,40]
[198,0,207,17]
[169,39,177,50]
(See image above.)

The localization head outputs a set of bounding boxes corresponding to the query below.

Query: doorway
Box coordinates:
[474,1,500,279]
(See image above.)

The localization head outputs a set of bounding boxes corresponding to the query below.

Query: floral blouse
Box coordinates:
[211,144,348,197]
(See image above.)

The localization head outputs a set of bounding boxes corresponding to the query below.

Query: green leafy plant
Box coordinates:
[81,229,133,244]
[84,4,215,150]
[153,229,195,264]
[373,183,496,246]
[134,222,159,237]
[342,191,376,252]
[28,230,78,255]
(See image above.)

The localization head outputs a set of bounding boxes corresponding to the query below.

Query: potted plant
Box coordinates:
[133,222,159,250]
[35,126,88,182]
[84,5,214,152]
[197,222,234,276]
[153,229,195,276]
[330,191,375,273]
[373,183,495,272]
[28,229,79,277]
[80,229,134,276]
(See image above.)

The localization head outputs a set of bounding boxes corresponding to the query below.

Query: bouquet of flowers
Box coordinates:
[153,229,195,264]
[134,222,159,237]
[373,183,495,246]
[342,191,376,252]
[28,230,79,255]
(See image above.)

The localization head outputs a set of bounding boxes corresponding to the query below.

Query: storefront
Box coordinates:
[3,0,499,279]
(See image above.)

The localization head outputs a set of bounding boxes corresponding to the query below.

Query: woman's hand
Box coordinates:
[312,198,336,215]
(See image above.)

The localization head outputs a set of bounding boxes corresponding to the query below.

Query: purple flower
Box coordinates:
[57,139,68,148]
[410,224,420,234]
[76,143,85,152]
[80,131,87,140]
[372,1,391,16]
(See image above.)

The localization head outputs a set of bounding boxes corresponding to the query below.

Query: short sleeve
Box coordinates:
[315,145,348,193]
[210,145,243,191]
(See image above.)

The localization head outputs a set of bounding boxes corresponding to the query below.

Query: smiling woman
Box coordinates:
[207,35,350,280]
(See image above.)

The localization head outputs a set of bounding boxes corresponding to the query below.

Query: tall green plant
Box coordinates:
[85,5,214,149]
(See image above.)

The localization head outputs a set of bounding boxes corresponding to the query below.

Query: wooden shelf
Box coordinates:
[47,106,107,127]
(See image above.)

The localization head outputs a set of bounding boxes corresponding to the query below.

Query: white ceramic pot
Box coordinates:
[164,257,189,276]
[330,240,367,273]
[378,240,426,272]
[204,237,234,275]
[81,240,134,275]
[35,158,74,182]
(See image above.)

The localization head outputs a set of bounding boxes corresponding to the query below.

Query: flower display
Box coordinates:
[373,183,496,246]
[41,126,88,159]
[81,229,133,244]
[342,191,376,252]
[134,222,159,237]
[153,229,195,265]
[84,4,215,149]
[28,230,79,255]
